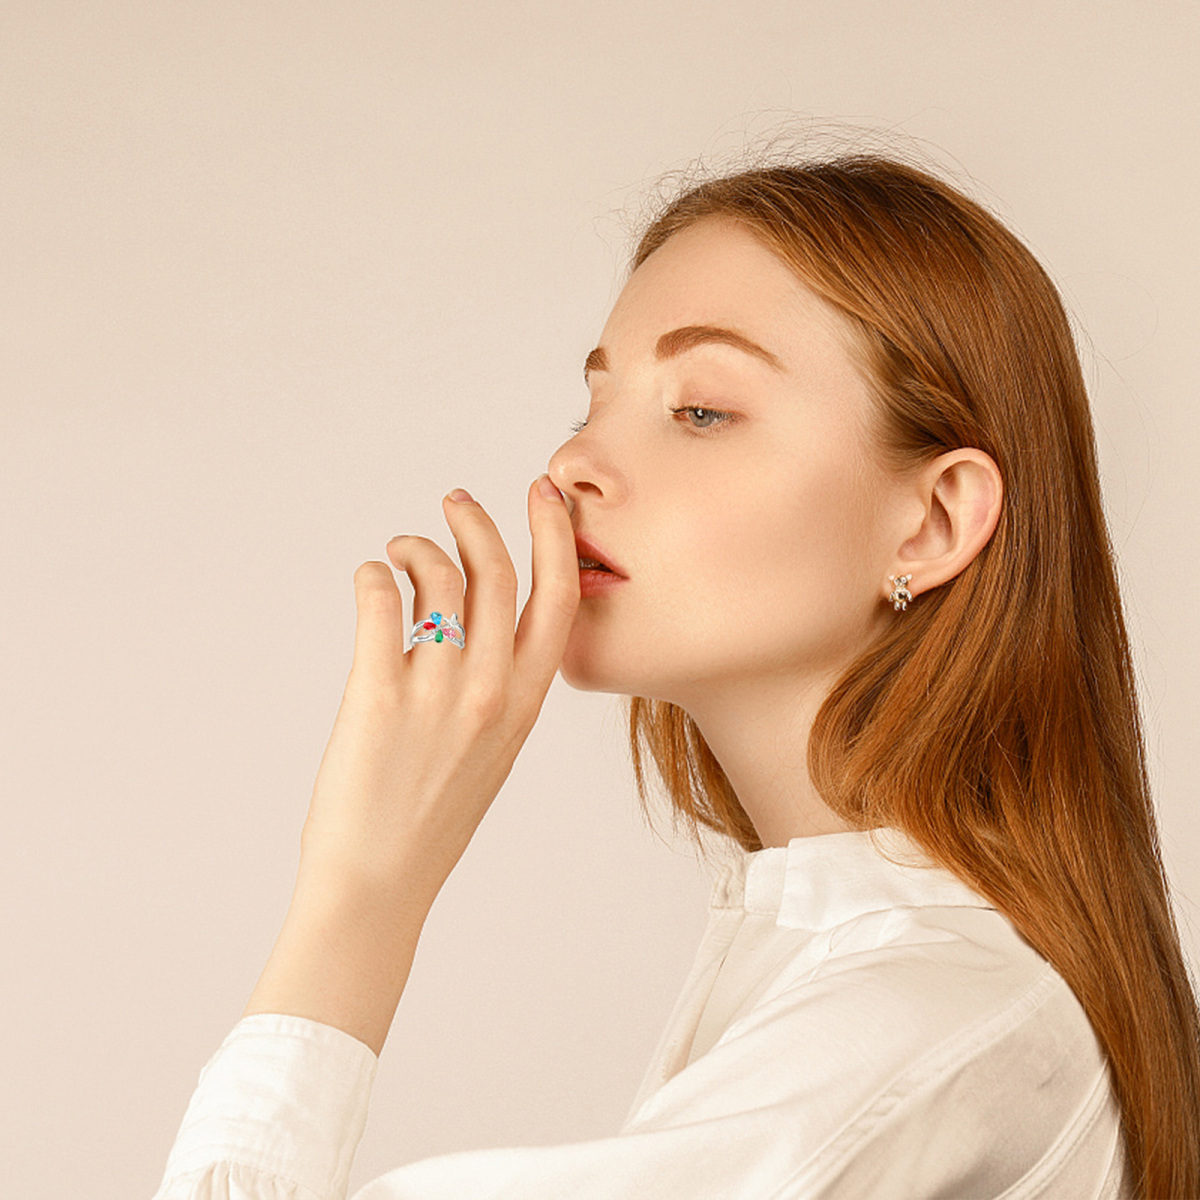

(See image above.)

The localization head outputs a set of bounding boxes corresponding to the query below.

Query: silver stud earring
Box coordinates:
[888,574,913,611]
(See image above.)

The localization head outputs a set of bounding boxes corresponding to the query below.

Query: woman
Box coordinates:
[151,154,1200,1199]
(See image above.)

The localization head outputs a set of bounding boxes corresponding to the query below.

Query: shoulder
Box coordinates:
[743,904,1100,1085]
[627,904,1122,1195]
[713,905,1119,1194]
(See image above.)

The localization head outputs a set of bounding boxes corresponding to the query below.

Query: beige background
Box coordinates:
[2,3,1197,1197]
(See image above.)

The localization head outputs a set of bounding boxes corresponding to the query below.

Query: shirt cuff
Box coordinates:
[158,1013,379,1199]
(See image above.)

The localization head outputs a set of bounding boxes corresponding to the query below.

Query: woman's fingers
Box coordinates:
[376,480,577,719]
[384,532,466,686]
[437,491,520,683]
[513,475,580,700]
[349,560,413,690]
[385,492,522,700]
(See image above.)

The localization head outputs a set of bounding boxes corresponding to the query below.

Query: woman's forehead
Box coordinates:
[600,217,864,381]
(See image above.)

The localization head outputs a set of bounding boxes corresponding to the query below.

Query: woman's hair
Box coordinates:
[620,154,1200,1198]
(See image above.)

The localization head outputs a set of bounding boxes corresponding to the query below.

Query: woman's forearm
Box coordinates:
[241,857,435,1058]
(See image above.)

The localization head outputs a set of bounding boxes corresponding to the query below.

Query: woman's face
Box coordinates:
[546,215,905,710]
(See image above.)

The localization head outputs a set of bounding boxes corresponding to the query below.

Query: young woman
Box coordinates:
[152,155,1200,1199]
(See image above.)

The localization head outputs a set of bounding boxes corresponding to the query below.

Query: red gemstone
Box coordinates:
[422,621,436,630]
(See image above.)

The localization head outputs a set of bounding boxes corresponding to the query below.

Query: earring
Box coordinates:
[888,574,913,611]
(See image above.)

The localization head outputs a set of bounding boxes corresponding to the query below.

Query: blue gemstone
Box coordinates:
[430,611,442,622]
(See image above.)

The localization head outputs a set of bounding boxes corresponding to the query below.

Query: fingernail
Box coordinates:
[447,488,474,504]
[538,475,563,501]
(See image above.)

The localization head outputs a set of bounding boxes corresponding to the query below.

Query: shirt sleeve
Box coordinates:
[152,1014,378,1200]
[152,951,1125,1200]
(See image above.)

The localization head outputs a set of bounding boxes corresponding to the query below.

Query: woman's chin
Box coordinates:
[557,643,624,694]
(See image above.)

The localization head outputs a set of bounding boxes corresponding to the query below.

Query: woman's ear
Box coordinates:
[888,448,1003,602]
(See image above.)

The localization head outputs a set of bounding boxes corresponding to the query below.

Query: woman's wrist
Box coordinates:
[241,855,436,1058]
[296,827,451,915]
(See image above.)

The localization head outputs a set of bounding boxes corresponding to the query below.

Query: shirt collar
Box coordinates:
[711,825,995,931]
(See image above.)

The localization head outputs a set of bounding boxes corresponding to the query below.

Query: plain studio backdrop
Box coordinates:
[2,3,1197,1197]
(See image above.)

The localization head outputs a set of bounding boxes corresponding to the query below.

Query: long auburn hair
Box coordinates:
[619,154,1199,1199]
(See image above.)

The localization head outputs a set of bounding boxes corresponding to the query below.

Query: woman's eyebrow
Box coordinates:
[583,325,785,382]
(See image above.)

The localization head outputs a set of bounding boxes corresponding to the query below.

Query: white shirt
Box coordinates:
[152,826,1135,1199]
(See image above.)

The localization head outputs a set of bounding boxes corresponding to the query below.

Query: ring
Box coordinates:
[409,610,465,649]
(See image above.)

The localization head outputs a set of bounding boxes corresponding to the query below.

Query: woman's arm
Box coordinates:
[239,476,578,1056]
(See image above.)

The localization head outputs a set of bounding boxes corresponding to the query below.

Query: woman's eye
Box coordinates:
[568,406,734,436]
[670,405,734,432]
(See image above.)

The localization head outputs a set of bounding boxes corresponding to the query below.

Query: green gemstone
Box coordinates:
[435,630,443,642]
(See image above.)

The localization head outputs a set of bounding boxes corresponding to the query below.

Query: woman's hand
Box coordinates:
[297,474,580,909]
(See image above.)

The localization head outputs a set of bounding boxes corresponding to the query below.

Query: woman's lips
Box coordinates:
[578,567,627,597]
[574,532,626,577]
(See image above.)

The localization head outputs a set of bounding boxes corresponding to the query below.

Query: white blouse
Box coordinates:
[152,826,1135,1199]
